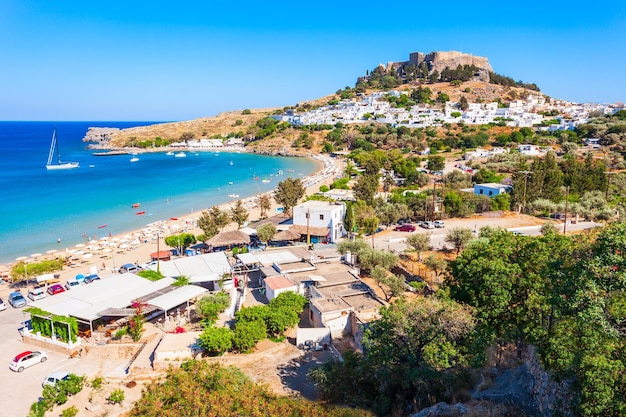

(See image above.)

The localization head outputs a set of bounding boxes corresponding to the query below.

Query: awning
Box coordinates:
[148,285,207,311]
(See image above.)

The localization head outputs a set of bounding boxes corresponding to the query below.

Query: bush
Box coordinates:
[61,406,79,417]
[233,320,267,353]
[199,326,233,355]
[108,388,125,405]
[241,109,252,115]
[91,376,105,390]
[113,327,127,339]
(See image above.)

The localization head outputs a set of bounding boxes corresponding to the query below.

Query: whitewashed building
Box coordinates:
[292,201,346,243]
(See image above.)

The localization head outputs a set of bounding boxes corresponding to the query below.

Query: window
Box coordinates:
[489,191,493,196]
[319,214,324,220]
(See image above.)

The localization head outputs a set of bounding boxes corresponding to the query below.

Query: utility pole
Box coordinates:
[520,170,532,214]
[156,230,161,274]
[306,209,311,246]
[432,179,436,221]
[563,186,570,235]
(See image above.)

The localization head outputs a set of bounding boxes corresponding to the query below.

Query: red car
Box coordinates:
[394,224,416,232]
[47,284,65,296]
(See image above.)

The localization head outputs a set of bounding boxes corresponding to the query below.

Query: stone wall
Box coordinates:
[408,50,492,73]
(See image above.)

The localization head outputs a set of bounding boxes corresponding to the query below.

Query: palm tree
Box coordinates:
[258,194,272,218]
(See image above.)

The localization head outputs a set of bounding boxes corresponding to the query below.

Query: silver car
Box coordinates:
[0,297,6,311]
[8,291,27,308]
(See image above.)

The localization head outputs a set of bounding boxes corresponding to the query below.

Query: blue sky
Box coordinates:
[1,1,625,121]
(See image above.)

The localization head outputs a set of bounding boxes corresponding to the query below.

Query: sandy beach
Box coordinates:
[0,153,344,288]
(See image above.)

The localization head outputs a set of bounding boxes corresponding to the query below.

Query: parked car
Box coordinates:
[434,220,446,228]
[0,297,6,311]
[47,284,65,296]
[64,278,82,290]
[8,291,27,308]
[10,350,48,372]
[119,263,140,274]
[28,288,46,301]
[42,371,70,387]
[83,274,100,284]
[550,213,566,220]
[420,221,435,229]
[394,224,416,232]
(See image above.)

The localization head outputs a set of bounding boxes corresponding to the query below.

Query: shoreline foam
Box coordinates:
[0,154,342,283]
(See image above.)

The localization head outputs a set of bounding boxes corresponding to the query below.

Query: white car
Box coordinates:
[28,288,46,301]
[64,278,82,290]
[9,350,48,372]
[43,371,70,387]
[0,298,6,311]
[433,220,445,228]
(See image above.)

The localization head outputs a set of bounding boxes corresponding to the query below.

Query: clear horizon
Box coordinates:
[2,1,625,121]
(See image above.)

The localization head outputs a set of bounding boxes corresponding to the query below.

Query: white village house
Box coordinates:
[292,200,346,244]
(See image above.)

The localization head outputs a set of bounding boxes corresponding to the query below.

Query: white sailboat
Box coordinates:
[46,128,79,170]
[130,153,139,162]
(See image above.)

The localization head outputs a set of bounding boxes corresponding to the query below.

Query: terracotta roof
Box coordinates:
[264,275,297,291]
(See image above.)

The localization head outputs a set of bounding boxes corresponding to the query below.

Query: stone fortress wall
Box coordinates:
[407,50,493,73]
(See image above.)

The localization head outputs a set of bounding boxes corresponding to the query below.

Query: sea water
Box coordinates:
[0,121,317,264]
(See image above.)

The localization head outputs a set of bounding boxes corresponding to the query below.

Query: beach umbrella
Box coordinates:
[119,243,130,249]
[30,252,42,259]
[111,237,120,242]
[123,235,132,239]
[16,256,28,262]
[83,253,93,260]
[101,248,112,253]
[75,243,85,248]
[46,249,58,255]
[74,250,85,256]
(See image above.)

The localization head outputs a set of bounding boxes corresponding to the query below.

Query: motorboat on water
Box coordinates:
[166,151,174,156]
[174,152,186,158]
[228,194,239,198]
[46,128,79,170]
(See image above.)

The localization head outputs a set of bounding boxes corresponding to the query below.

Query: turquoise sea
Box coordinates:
[0,121,317,265]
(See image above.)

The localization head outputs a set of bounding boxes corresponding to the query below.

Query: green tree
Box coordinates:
[197,211,218,238]
[427,155,445,172]
[405,234,430,260]
[164,233,196,256]
[353,173,379,205]
[209,206,231,231]
[257,194,272,219]
[233,319,267,353]
[199,326,233,356]
[195,292,230,323]
[256,222,277,244]
[444,227,474,253]
[229,200,249,229]
[371,266,405,301]
[274,178,306,216]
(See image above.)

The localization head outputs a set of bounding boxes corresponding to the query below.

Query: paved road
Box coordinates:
[374,218,601,253]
